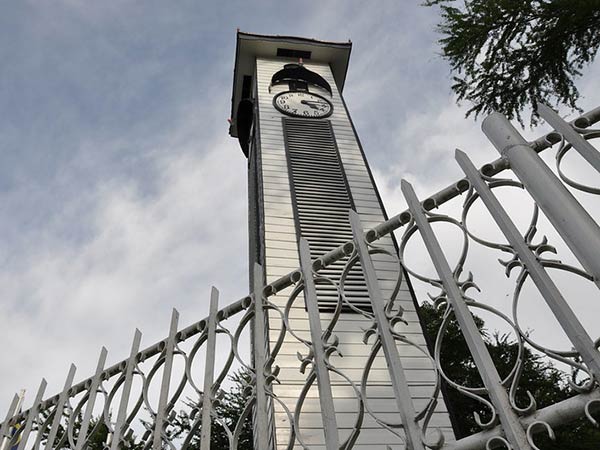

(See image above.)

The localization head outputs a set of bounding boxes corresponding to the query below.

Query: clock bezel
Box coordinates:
[272,91,333,119]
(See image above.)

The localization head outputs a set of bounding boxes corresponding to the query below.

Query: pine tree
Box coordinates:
[167,369,254,450]
[418,301,600,448]
[425,0,600,125]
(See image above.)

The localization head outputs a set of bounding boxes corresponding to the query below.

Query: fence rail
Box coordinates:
[2,104,600,450]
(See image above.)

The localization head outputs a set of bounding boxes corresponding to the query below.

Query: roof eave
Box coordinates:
[229,31,352,138]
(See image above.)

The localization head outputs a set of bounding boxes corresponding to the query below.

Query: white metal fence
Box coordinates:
[2,105,599,450]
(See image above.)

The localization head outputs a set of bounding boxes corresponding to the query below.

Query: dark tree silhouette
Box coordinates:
[418,301,600,448]
[33,316,599,449]
[425,0,600,125]
[168,369,254,450]
[35,414,143,450]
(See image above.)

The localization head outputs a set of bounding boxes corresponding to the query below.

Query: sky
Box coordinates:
[1,1,599,411]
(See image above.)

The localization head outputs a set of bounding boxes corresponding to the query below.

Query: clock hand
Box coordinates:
[300,99,326,109]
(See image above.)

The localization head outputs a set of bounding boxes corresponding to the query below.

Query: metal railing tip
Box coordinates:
[454,148,468,159]
[399,178,412,191]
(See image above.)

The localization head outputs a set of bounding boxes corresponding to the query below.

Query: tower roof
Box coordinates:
[229,31,352,137]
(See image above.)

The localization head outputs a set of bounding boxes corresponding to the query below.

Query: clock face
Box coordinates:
[273,91,333,118]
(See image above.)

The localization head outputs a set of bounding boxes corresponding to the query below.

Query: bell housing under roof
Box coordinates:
[270,63,332,95]
[229,31,352,138]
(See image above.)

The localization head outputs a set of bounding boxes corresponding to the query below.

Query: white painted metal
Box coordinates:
[0,395,20,450]
[74,347,107,450]
[350,210,426,450]
[538,102,600,173]
[456,149,600,379]
[110,329,141,450]
[298,238,340,450]
[252,263,272,450]
[402,180,533,450]
[16,379,47,450]
[482,112,600,288]
[152,309,179,450]
[44,365,76,450]
[200,288,219,449]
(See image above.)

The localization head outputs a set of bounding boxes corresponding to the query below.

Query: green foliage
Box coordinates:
[418,301,600,448]
[80,419,143,450]
[168,369,254,450]
[34,370,253,450]
[424,0,600,125]
[35,412,142,450]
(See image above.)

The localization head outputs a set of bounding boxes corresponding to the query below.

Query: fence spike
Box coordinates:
[153,309,179,450]
[298,238,340,450]
[75,347,107,450]
[44,364,76,450]
[200,288,219,449]
[349,210,426,450]
[456,148,600,379]
[402,179,533,450]
[16,379,47,450]
[252,263,272,449]
[110,330,142,450]
[0,394,20,450]
[482,112,600,289]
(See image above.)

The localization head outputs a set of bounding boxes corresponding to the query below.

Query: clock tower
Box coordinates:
[230,32,454,449]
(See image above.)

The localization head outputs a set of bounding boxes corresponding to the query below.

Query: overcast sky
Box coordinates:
[1,1,599,410]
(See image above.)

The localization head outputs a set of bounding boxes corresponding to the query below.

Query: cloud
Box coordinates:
[0,118,248,407]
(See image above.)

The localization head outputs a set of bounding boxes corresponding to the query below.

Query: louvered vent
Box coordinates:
[282,118,371,312]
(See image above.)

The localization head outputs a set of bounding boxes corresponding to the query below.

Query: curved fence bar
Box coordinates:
[2,103,600,450]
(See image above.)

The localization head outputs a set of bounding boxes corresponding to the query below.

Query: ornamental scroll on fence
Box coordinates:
[2,104,600,450]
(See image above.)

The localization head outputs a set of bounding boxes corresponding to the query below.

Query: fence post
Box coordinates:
[75,347,107,450]
[200,288,219,449]
[0,395,21,450]
[456,149,600,379]
[402,180,533,450]
[16,379,47,450]
[298,238,340,450]
[252,263,272,449]
[349,210,426,450]
[153,309,179,450]
[482,112,600,289]
[110,329,142,450]
[44,364,77,450]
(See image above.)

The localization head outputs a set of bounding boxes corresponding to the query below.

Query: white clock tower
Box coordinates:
[230,32,454,449]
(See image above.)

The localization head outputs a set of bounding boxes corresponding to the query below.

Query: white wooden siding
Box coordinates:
[255,57,454,447]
